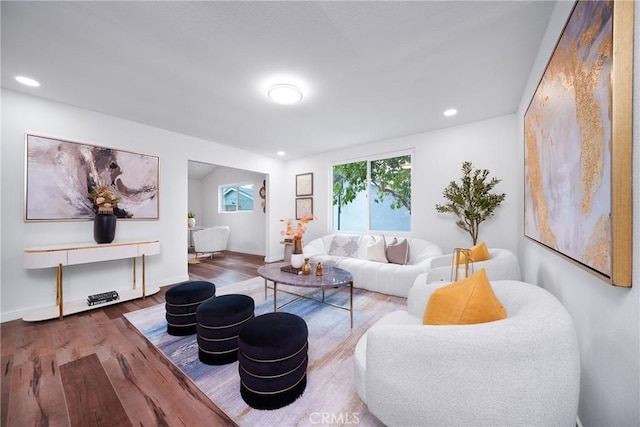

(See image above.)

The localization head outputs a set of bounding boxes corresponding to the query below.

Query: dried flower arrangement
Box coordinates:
[89,183,121,214]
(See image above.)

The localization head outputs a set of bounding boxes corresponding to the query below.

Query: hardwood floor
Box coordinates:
[1,251,265,427]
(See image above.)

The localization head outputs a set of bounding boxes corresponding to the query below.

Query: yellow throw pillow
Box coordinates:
[423,268,507,325]
[454,241,491,265]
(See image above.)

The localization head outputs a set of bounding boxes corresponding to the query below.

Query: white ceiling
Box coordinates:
[1,1,555,160]
[188,160,218,181]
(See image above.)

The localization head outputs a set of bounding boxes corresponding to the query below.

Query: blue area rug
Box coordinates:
[124,276,406,426]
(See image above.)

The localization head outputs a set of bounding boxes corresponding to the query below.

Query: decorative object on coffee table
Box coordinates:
[89,182,121,244]
[280,214,315,269]
[302,258,311,275]
[291,237,304,269]
[316,261,323,276]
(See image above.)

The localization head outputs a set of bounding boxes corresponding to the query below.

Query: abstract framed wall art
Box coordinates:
[296,173,313,196]
[524,0,633,287]
[25,134,160,221]
[296,197,313,220]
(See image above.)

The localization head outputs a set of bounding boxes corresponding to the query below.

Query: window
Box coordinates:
[221,184,254,212]
[332,153,411,231]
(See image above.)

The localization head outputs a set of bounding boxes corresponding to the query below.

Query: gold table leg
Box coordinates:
[142,254,146,298]
[133,257,137,289]
[57,263,64,320]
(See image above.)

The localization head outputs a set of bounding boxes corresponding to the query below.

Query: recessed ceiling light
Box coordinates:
[277,151,286,156]
[268,84,303,105]
[15,76,40,87]
[443,108,457,117]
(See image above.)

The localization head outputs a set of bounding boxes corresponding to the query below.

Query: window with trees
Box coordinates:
[221,184,254,212]
[332,153,411,231]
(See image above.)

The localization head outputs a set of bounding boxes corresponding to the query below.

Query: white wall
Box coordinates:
[516,2,639,426]
[201,166,266,256]
[1,89,289,321]
[289,114,520,255]
[187,178,203,222]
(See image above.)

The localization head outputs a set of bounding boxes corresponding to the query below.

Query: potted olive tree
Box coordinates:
[435,161,506,245]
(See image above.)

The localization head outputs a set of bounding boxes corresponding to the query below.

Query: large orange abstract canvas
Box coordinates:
[524,0,633,286]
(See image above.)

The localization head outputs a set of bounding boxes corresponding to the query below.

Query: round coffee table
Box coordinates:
[257,262,354,328]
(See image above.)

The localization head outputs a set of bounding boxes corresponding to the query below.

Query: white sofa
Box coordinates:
[418,247,522,284]
[303,234,442,297]
[354,279,580,426]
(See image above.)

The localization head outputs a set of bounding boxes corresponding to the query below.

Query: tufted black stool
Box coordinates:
[196,294,255,365]
[238,312,308,410]
[165,280,216,336]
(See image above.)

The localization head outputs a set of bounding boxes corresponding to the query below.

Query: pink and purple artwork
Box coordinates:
[25,134,159,220]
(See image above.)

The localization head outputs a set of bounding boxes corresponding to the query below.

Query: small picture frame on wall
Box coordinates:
[296,197,313,220]
[296,173,313,196]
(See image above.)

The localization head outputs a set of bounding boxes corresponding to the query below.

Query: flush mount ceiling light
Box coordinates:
[267,84,303,105]
[15,76,40,87]
[443,108,458,117]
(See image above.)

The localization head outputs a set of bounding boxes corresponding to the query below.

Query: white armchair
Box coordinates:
[193,226,230,259]
[422,247,521,283]
[354,279,580,426]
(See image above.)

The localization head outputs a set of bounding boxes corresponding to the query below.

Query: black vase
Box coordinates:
[94,212,117,244]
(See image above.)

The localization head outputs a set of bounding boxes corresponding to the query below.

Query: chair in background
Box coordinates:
[193,226,230,259]
[423,247,521,283]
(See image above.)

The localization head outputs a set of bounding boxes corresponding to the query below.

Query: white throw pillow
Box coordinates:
[367,236,388,263]
[328,235,360,257]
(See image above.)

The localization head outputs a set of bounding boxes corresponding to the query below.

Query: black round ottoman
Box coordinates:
[165,280,216,336]
[196,294,255,365]
[238,312,308,410]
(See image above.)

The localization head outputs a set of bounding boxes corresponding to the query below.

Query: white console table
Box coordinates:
[23,239,160,321]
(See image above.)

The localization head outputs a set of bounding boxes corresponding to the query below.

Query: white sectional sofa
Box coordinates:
[303,234,442,298]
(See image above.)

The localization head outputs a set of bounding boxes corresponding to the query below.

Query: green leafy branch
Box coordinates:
[435,161,505,244]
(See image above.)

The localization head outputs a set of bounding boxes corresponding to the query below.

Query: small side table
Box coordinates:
[280,240,293,262]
